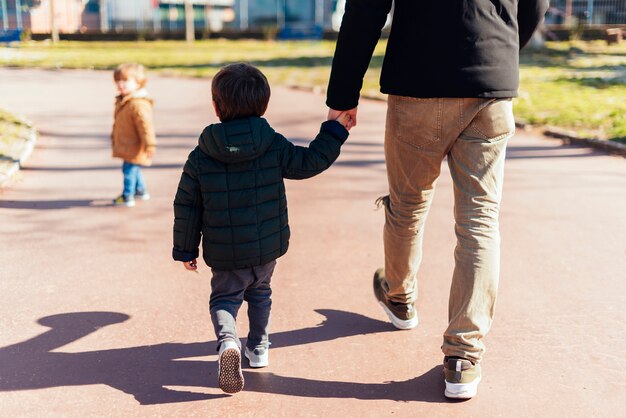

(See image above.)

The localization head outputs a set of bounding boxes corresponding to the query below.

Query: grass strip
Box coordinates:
[1,39,624,142]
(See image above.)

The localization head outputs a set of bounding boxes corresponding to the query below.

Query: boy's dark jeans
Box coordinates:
[209,260,276,351]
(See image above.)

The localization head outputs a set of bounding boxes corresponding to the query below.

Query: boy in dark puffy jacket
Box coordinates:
[172,63,350,394]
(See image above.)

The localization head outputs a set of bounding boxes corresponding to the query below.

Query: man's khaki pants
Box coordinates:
[382,95,515,363]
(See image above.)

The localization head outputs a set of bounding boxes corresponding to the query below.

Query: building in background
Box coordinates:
[0,0,27,31]
[29,0,84,33]
[95,0,236,33]
[4,1,623,37]
[235,0,335,30]
[0,0,343,35]
[0,0,89,33]
[96,0,337,34]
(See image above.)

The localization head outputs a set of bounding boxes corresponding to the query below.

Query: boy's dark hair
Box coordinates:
[211,63,271,122]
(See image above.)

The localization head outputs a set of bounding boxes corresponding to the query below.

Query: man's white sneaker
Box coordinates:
[244,346,269,368]
[373,269,418,330]
[443,357,482,399]
[218,340,244,393]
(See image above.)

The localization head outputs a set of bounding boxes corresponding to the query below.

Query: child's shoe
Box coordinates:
[112,195,135,207]
[244,346,269,368]
[134,190,151,201]
[218,339,244,393]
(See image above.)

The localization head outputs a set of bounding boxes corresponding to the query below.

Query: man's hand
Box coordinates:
[146,148,155,159]
[328,107,358,130]
[183,259,197,271]
[335,112,352,129]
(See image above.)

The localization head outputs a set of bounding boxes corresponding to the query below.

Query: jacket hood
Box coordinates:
[116,88,153,105]
[198,117,276,164]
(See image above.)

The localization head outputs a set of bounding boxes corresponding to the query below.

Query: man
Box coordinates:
[327,0,548,399]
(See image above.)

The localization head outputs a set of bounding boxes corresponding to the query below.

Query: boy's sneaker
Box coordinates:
[134,190,150,201]
[112,195,135,207]
[244,346,269,368]
[373,268,418,330]
[218,340,244,394]
[443,357,482,399]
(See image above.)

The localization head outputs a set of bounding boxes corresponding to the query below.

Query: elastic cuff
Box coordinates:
[326,96,359,111]
[172,248,199,262]
[320,120,349,143]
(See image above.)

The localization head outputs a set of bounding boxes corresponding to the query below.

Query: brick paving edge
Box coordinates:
[0,125,38,188]
[542,127,626,158]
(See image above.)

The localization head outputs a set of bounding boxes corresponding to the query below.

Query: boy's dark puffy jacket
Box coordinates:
[172,117,348,270]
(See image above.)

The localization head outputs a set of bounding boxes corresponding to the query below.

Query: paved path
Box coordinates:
[1,69,625,417]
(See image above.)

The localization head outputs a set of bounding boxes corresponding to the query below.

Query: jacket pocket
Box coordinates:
[462,99,515,142]
[387,95,442,149]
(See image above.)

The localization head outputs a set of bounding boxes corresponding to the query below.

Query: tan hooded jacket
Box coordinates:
[111,89,156,166]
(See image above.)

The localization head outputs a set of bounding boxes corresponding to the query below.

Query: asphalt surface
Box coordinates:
[1,69,625,417]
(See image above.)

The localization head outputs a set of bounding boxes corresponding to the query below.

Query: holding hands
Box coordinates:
[183,259,198,272]
[329,107,358,131]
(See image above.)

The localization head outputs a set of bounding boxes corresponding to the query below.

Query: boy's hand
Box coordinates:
[146,148,155,159]
[183,260,197,271]
[328,107,357,130]
[334,112,353,131]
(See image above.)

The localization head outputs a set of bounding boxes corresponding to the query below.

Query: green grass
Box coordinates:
[1,39,625,142]
[517,40,626,144]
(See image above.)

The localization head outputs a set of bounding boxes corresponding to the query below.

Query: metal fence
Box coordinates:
[547,0,626,25]
[2,0,625,36]
[0,0,337,34]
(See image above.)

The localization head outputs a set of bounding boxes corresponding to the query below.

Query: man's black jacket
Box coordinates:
[172,117,348,270]
[327,0,549,110]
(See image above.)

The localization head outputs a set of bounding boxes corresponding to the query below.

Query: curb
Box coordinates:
[0,124,38,188]
[542,127,626,158]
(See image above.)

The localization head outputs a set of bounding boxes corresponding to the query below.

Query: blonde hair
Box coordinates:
[113,63,147,87]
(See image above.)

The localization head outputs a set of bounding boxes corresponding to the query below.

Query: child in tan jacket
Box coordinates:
[111,63,156,207]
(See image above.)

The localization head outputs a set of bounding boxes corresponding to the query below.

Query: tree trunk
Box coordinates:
[50,0,59,43]
[100,0,109,33]
[185,0,194,43]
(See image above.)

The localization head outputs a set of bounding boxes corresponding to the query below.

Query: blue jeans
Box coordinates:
[122,162,146,198]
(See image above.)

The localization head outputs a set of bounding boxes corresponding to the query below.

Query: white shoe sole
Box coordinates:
[218,348,244,393]
[378,301,418,330]
[244,348,269,368]
[113,201,135,207]
[444,377,481,399]
[135,194,150,201]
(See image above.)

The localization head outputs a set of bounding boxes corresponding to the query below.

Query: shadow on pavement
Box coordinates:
[266,308,394,349]
[37,132,111,140]
[506,144,602,159]
[0,199,112,210]
[290,137,383,148]
[0,310,447,405]
[38,131,199,141]
[244,366,445,403]
[0,312,223,404]
[22,163,182,172]
[334,159,386,167]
